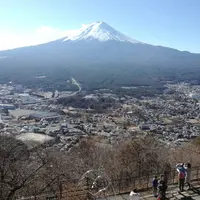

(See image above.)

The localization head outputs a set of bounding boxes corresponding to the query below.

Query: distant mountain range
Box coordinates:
[0,22,200,93]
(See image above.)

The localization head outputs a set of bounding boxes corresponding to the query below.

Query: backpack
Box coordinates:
[179,171,185,179]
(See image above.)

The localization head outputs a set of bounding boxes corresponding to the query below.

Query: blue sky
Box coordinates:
[1,0,200,52]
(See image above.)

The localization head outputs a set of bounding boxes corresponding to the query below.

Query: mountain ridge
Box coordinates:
[0,21,198,54]
[0,21,200,93]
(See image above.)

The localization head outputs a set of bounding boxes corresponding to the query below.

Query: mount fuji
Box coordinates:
[62,21,141,43]
[0,21,200,91]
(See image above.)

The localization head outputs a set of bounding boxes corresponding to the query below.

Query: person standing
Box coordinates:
[163,171,168,195]
[129,188,140,200]
[185,163,192,189]
[152,176,158,197]
[176,163,186,192]
[158,174,167,200]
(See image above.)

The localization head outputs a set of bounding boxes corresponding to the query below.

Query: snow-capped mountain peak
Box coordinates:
[63,21,141,43]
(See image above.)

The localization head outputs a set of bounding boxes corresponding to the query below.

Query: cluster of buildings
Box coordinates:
[0,82,199,151]
[121,83,200,146]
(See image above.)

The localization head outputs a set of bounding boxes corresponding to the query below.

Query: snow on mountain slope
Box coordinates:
[63,21,141,43]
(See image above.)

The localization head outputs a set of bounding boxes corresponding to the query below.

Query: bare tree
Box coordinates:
[0,135,69,200]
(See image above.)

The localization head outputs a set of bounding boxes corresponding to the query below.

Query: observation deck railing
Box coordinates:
[16,166,200,200]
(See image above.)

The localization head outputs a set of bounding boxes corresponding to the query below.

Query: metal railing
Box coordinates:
[15,166,200,200]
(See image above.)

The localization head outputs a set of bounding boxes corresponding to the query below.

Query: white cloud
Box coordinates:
[0,26,79,50]
[81,23,90,29]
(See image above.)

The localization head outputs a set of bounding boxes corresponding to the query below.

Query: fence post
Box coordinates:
[146,175,149,189]
[118,177,121,194]
[86,177,92,200]
[126,175,128,187]
[172,169,175,184]
[59,182,62,200]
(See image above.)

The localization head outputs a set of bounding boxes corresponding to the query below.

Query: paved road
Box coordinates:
[46,77,82,102]
[97,185,200,200]
[71,77,82,93]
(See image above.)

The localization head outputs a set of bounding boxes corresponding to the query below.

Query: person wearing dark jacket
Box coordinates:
[158,174,167,200]
[163,171,168,194]
[152,176,158,197]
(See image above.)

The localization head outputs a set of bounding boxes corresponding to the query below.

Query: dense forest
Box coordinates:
[0,63,199,96]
